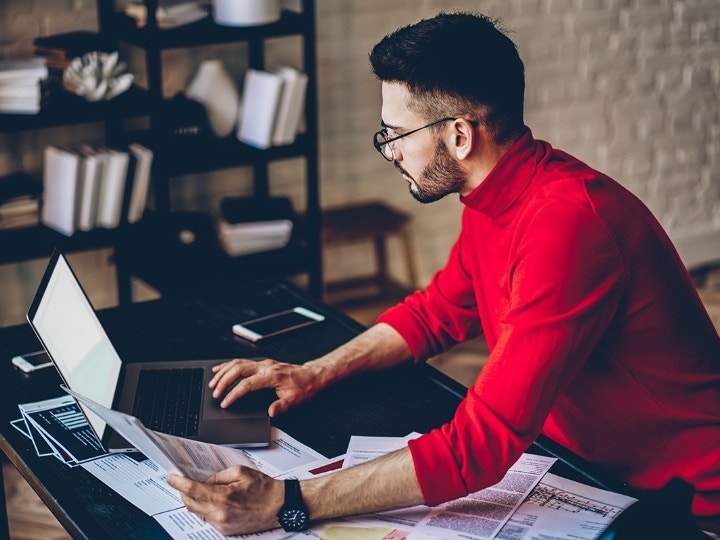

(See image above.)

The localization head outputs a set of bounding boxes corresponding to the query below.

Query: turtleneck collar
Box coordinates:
[460,127,541,217]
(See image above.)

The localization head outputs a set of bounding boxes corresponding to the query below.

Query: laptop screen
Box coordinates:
[28,252,122,439]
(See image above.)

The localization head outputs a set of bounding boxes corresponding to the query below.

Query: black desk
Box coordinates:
[0,279,626,539]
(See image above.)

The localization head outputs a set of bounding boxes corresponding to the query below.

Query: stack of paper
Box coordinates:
[218,219,294,256]
[0,57,48,114]
[217,195,295,256]
[33,31,115,71]
[12,395,107,466]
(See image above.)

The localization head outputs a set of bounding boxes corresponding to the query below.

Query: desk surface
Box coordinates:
[0,279,624,539]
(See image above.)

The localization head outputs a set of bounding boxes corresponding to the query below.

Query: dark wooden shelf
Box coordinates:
[0,85,151,133]
[0,224,133,265]
[128,131,313,176]
[112,10,310,49]
[116,210,311,296]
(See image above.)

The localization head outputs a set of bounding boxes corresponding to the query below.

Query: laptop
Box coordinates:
[26,250,272,450]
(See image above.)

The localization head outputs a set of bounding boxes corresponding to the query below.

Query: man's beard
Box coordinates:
[394,139,466,204]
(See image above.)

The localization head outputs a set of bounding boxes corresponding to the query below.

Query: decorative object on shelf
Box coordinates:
[62,51,133,102]
[186,59,239,138]
[124,1,208,28]
[212,0,280,26]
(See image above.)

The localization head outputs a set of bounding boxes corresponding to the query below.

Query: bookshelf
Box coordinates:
[97,0,323,299]
[0,80,152,304]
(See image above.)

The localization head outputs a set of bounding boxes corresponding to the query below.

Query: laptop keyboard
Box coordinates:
[132,368,204,437]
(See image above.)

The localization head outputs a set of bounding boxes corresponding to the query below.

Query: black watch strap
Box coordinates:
[277,478,311,532]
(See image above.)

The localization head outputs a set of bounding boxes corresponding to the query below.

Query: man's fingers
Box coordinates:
[210,360,259,396]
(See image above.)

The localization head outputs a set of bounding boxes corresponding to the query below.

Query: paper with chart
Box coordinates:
[15,394,107,465]
[495,472,637,540]
[337,442,556,540]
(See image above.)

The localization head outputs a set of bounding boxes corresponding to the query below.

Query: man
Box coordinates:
[167,12,720,536]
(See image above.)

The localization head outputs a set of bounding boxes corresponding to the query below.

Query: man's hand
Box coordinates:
[167,466,284,536]
[209,358,324,417]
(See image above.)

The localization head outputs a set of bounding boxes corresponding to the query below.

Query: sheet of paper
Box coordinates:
[65,386,256,481]
[81,453,183,516]
[495,472,637,540]
[18,395,107,464]
[343,433,420,469]
[242,427,328,477]
[339,452,555,540]
[415,453,556,540]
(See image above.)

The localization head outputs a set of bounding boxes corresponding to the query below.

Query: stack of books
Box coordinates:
[0,172,42,231]
[0,58,48,114]
[236,66,308,149]
[217,196,295,256]
[41,143,153,236]
[33,31,115,72]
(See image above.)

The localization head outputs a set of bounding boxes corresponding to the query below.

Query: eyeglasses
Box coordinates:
[373,116,456,161]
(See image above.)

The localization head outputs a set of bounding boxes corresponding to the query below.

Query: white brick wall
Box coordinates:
[1,0,719,324]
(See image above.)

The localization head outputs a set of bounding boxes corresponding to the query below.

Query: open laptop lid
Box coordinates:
[27,250,122,444]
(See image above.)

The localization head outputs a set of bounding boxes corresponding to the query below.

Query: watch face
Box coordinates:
[278,508,310,531]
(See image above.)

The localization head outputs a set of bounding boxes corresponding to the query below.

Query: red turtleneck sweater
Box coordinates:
[377,129,720,529]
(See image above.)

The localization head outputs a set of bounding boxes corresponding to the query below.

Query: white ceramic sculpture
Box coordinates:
[62,51,134,102]
[186,59,240,138]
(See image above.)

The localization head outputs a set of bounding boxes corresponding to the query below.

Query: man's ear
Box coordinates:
[451,118,475,160]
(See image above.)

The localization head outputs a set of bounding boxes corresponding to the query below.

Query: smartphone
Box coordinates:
[232,306,325,342]
[12,350,53,373]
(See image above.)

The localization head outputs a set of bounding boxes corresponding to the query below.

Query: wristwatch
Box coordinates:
[277,479,311,532]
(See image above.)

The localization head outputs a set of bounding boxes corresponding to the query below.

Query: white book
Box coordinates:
[0,83,40,99]
[271,67,308,146]
[237,69,284,149]
[41,146,80,236]
[95,149,129,229]
[76,146,104,232]
[126,143,153,223]
[0,94,41,114]
[0,58,48,82]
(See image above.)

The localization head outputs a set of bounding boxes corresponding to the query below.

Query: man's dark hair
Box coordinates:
[369,12,525,143]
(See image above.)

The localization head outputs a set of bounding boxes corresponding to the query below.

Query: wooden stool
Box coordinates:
[322,201,419,304]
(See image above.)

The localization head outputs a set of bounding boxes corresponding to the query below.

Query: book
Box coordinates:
[220,195,295,224]
[237,69,284,149]
[126,143,153,223]
[0,171,42,204]
[271,66,308,146]
[33,30,115,59]
[41,146,80,236]
[0,83,41,99]
[76,146,104,232]
[95,149,129,229]
[0,58,48,82]
[0,94,41,114]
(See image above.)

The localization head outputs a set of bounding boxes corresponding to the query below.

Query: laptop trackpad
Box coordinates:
[202,386,274,420]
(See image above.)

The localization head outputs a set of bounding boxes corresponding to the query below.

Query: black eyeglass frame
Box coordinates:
[373,116,457,161]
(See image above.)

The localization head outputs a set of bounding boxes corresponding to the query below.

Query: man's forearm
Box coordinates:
[304,323,413,388]
[302,447,424,521]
